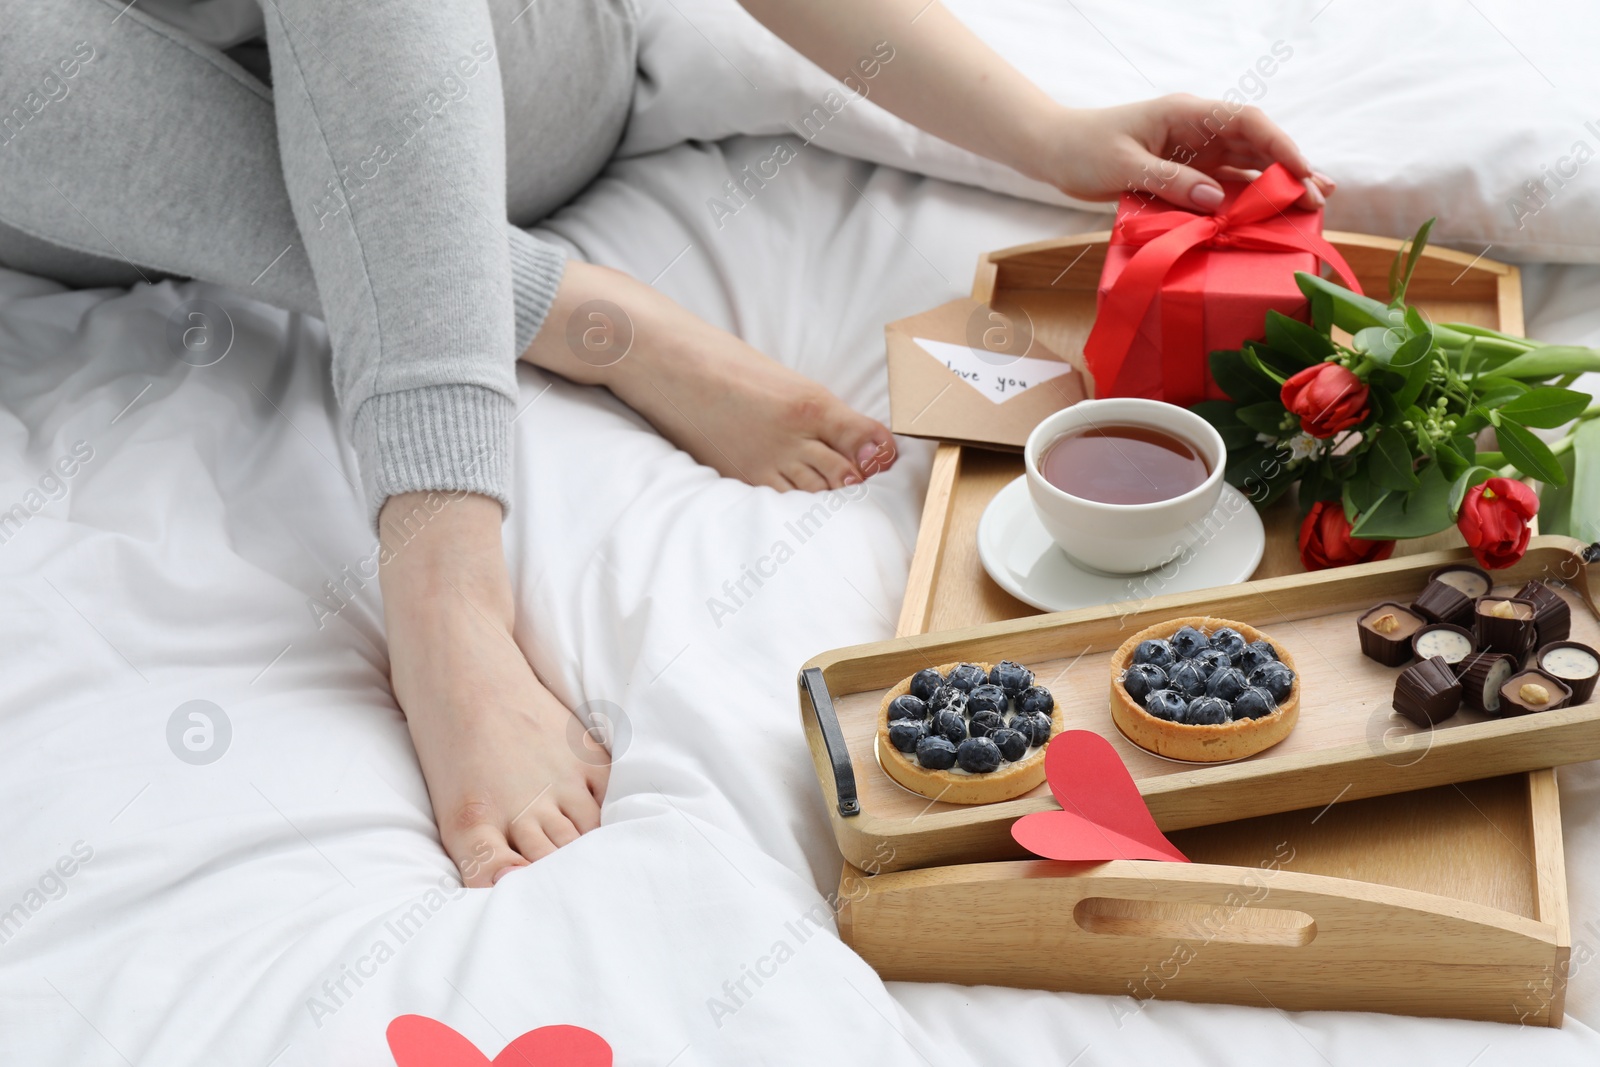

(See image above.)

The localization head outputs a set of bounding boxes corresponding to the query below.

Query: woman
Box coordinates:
[0,0,1331,886]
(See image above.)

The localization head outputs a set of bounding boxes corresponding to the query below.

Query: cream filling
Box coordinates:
[1480,658,1515,711]
[1544,646,1599,680]
[1416,628,1473,662]
[1436,569,1490,597]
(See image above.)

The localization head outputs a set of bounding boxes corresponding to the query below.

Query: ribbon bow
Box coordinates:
[1082,163,1363,407]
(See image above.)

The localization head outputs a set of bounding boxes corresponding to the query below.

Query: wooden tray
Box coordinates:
[836,769,1570,1025]
[896,230,1524,636]
[808,232,1578,1023]
[801,538,1600,873]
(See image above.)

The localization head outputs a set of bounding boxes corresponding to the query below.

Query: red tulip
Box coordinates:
[1299,500,1396,571]
[1457,477,1538,570]
[1281,363,1370,438]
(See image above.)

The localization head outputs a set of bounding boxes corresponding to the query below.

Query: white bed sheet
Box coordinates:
[3,136,1600,1065]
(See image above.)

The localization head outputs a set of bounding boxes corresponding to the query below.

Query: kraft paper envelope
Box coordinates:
[885,297,1086,449]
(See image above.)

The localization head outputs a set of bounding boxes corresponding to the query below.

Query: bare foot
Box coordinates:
[379,492,606,886]
[520,261,898,491]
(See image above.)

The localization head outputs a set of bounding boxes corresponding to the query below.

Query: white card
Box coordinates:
[912,337,1074,404]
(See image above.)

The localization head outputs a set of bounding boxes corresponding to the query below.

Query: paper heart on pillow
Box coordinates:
[386,1015,611,1067]
[1011,730,1188,863]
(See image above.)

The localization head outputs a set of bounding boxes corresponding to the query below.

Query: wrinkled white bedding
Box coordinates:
[5,4,1600,1064]
[629,0,1600,262]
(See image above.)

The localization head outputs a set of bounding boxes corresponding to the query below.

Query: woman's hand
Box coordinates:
[1039,95,1335,213]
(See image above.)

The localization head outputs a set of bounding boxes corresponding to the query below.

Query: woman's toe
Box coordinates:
[781,460,829,492]
[801,439,858,489]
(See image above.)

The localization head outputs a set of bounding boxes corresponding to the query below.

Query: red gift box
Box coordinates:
[1083,164,1362,408]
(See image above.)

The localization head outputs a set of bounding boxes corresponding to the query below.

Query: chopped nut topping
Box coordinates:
[1519,682,1551,705]
[1371,613,1400,634]
[1488,600,1517,619]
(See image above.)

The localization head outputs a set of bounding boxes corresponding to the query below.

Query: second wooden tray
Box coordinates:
[801,538,1600,874]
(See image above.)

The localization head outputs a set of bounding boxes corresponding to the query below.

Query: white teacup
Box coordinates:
[1024,398,1227,575]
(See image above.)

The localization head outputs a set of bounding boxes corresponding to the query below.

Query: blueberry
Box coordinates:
[1249,662,1295,703]
[930,709,967,745]
[1209,628,1247,663]
[1232,686,1276,719]
[968,709,1005,738]
[915,735,958,770]
[888,719,926,753]
[956,736,1004,773]
[1133,639,1176,670]
[1143,689,1188,722]
[1121,663,1167,704]
[1206,666,1248,702]
[1166,660,1210,698]
[1170,625,1210,659]
[887,694,927,722]
[989,660,1035,697]
[991,728,1028,761]
[1017,685,1055,717]
[1189,648,1232,678]
[966,684,1008,717]
[945,663,988,693]
[1184,695,1232,725]
[909,668,943,702]
[1009,711,1052,747]
[927,686,968,717]
[1238,641,1279,675]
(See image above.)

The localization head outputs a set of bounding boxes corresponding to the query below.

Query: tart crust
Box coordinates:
[875,662,1064,805]
[1109,616,1300,763]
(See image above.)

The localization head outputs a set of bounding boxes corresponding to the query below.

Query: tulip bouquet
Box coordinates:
[1193,220,1600,572]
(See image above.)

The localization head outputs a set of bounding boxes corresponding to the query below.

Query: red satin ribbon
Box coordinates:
[1083,163,1364,407]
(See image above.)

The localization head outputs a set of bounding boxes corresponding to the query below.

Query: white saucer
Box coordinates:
[976,476,1266,613]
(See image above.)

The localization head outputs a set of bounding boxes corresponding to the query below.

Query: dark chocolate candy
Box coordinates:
[1412,577,1478,628]
[1497,669,1573,716]
[1358,602,1425,667]
[1516,580,1572,648]
[1474,597,1538,657]
[1458,651,1517,715]
[1410,623,1477,672]
[1392,656,1462,727]
[1537,641,1599,705]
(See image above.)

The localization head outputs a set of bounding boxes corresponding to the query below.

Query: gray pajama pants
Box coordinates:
[0,0,637,528]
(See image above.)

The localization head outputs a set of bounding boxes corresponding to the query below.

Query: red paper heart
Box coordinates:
[387,1015,611,1067]
[1011,730,1188,863]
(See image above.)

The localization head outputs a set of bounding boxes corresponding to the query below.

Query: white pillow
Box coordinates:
[623,0,1600,262]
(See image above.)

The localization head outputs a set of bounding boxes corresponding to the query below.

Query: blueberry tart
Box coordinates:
[1109,616,1300,762]
[875,660,1062,804]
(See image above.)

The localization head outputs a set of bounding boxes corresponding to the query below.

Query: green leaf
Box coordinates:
[1483,345,1600,381]
[1368,427,1420,491]
[1308,286,1335,334]
[1544,418,1600,542]
[1225,444,1297,508]
[1209,348,1279,404]
[1342,475,1386,524]
[1296,272,1395,334]
[1472,380,1530,410]
[1435,439,1471,480]
[1389,218,1435,306]
[1496,387,1591,429]
[1349,462,1455,539]
[1354,326,1402,361]
[1190,400,1258,451]
[1297,460,1339,517]
[1264,311,1335,366]
[1242,344,1288,385]
[1496,418,1568,485]
[1388,331,1433,372]
[1448,465,1496,513]
[1236,400,1291,435]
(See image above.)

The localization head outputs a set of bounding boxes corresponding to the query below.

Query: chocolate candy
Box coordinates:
[1358,602,1425,667]
[1516,580,1572,648]
[1497,669,1573,716]
[1458,651,1517,715]
[1537,641,1599,705]
[1411,623,1477,673]
[1393,656,1462,727]
[1473,597,1538,657]
[1413,565,1489,627]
